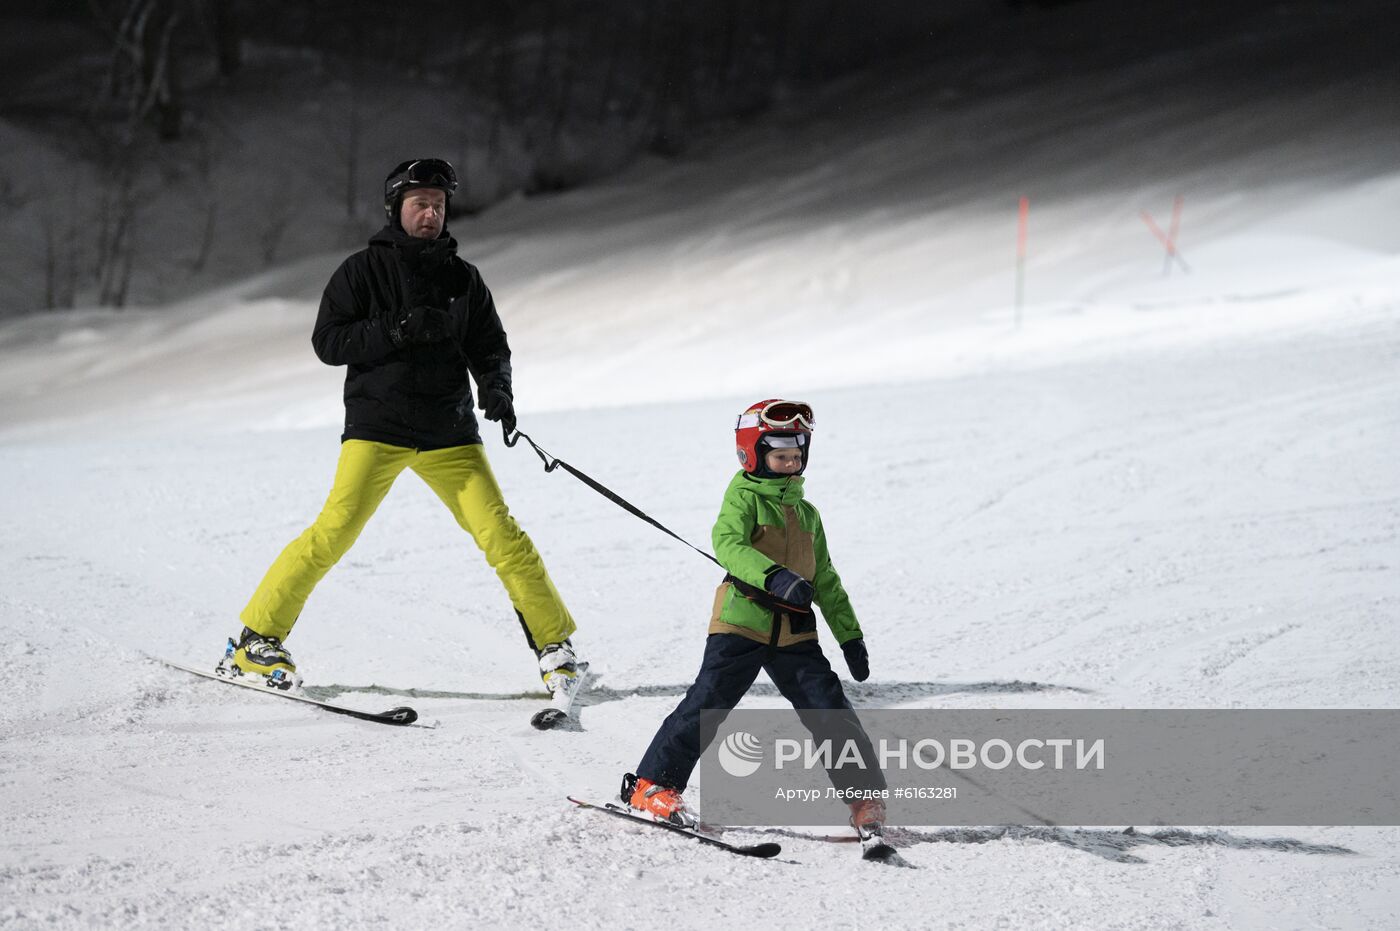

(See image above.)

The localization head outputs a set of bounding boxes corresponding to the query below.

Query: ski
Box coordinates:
[567,796,781,858]
[156,656,423,727]
[531,661,591,730]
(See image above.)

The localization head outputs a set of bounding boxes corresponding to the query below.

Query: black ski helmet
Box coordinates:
[383,158,458,224]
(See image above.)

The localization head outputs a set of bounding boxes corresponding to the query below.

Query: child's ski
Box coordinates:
[531,662,591,729]
[157,657,423,726]
[567,796,781,859]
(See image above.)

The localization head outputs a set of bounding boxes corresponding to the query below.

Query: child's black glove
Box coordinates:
[841,638,869,681]
[764,567,813,608]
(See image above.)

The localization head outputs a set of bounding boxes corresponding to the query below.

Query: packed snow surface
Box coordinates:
[2,4,1399,929]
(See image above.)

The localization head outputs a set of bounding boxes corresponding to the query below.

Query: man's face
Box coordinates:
[400,188,448,239]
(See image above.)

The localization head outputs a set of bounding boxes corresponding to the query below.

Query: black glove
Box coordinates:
[841,638,869,682]
[389,306,449,347]
[764,566,813,609]
[480,379,516,433]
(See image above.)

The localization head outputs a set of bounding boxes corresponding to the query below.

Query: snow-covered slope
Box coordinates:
[2,2,1398,928]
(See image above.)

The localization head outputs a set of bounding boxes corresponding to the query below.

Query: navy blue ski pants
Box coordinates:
[636,633,885,794]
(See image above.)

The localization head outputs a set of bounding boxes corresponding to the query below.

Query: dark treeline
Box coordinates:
[3,1,968,310]
[34,0,951,153]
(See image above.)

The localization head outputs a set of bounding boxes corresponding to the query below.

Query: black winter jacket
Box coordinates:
[311,225,512,450]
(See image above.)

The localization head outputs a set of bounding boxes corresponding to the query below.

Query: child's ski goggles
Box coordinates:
[760,400,814,429]
[737,400,813,431]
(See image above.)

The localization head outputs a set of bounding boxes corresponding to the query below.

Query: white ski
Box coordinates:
[156,656,426,726]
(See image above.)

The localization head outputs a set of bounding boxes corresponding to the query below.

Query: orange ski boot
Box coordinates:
[622,773,698,829]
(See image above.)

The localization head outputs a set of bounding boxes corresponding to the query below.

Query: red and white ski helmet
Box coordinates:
[735,399,814,477]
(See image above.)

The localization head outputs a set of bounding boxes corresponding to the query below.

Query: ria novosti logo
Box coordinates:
[715,730,1107,777]
[717,731,764,777]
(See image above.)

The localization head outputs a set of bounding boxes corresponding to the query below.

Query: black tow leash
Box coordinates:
[502,422,810,615]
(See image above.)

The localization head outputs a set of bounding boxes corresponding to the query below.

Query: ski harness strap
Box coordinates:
[503,423,811,616]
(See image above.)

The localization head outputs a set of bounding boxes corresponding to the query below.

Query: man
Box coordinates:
[227,157,579,697]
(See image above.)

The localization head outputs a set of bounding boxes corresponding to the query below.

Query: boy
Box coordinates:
[620,399,887,846]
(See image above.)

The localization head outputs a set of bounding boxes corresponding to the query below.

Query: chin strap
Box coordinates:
[502,421,810,615]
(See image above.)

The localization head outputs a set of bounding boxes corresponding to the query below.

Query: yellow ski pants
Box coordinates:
[241,440,575,648]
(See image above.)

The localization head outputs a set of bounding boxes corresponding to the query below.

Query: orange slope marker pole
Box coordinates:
[1140,197,1191,275]
[1165,194,1185,275]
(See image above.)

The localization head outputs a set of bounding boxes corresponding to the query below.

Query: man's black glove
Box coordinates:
[480,379,516,433]
[389,306,449,347]
[764,566,813,609]
[841,638,869,682]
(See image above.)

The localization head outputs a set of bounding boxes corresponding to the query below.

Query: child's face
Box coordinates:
[764,448,804,475]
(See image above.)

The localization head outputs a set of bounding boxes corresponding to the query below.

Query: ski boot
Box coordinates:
[219,626,301,691]
[537,639,579,695]
[621,773,698,829]
[529,640,589,729]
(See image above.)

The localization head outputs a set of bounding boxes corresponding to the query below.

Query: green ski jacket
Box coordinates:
[707,471,862,648]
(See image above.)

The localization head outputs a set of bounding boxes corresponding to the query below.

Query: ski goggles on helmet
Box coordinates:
[386,158,458,196]
[757,400,814,430]
[736,400,815,433]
